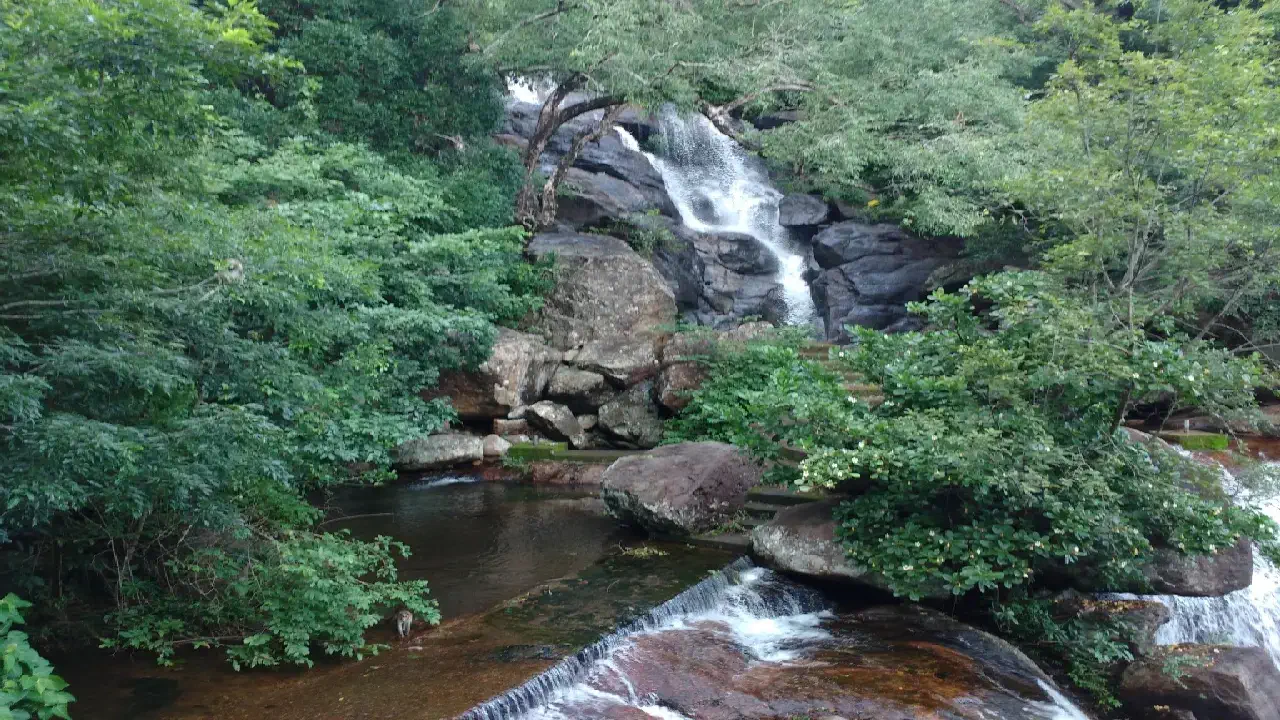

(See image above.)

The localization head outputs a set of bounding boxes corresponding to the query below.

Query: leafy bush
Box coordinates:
[993,598,1132,708]
[1,595,73,720]
[676,273,1279,600]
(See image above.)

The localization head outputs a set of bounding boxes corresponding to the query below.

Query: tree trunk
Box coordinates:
[513,81,625,230]
[537,104,627,228]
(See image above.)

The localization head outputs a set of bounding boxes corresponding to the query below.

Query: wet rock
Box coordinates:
[1053,590,1171,657]
[490,644,570,663]
[809,221,964,340]
[527,232,676,354]
[546,367,616,414]
[777,194,831,227]
[482,434,512,458]
[597,383,663,448]
[395,433,485,471]
[1119,645,1280,720]
[600,442,761,535]
[751,499,946,599]
[528,462,608,486]
[424,329,562,421]
[556,604,1086,720]
[526,401,588,449]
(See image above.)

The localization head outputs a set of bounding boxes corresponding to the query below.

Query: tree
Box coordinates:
[1007,0,1280,355]
[1,0,543,666]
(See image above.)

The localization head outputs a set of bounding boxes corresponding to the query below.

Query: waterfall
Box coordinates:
[638,111,818,328]
[458,558,1091,720]
[1132,491,1280,667]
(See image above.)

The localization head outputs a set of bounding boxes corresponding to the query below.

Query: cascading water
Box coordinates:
[459,559,1092,720]
[637,111,819,328]
[1120,466,1280,668]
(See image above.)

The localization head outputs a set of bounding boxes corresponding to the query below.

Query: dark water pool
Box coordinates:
[326,475,629,619]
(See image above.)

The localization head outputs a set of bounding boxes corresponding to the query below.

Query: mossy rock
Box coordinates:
[1158,431,1229,451]
[506,442,569,461]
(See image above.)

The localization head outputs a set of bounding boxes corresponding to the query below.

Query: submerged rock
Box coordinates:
[395,433,485,470]
[1119,645,1280,720]
[600,442,761,535]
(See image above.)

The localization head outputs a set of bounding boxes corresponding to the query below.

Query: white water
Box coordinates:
[461,560,1090,720]
[642,111,818,327]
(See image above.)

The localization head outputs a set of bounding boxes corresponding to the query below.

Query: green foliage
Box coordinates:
[676,272,1279,601]
[102,532,439,669]
[1,0,541,669]
[257,0,504,153]
[1007,0,1280,350]
[1,595,73,720]
[664,337,855,486]
[994,598,1132,708]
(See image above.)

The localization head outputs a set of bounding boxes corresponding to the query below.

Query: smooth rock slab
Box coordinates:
[601,442,762,535]
[395,433,485,470]
[751,499,947,599]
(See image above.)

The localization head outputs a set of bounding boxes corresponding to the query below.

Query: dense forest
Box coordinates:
[4,0,1280,717]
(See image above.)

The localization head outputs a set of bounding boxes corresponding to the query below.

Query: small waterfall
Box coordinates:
[458,558,1091,720]
[640,111,818,328]
[1113,462,1280,668]
[458,557,765,720]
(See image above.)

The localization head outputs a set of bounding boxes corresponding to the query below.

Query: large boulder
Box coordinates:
[526,400,588,449]
[809,221,964,340]
[600,442,762,535]
[597,382,663,448]
[501,100,674,226]
[648,221,787,328]
[777,194,830,227]
[394,433,485,471]
[1119,646,1280,720]
[527,232,677,354]
[751,499,945,599]
[425,329,561,421]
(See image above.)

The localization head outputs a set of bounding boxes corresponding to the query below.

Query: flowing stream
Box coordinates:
[462,559,1091,720]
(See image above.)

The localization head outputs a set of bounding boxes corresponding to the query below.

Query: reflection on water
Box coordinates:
[327,476,628,619]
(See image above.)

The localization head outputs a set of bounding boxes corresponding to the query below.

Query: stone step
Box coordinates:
[687,532,752,552]
[747,486,826,507]
[743,501,782,519]
[506,443,645,464]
